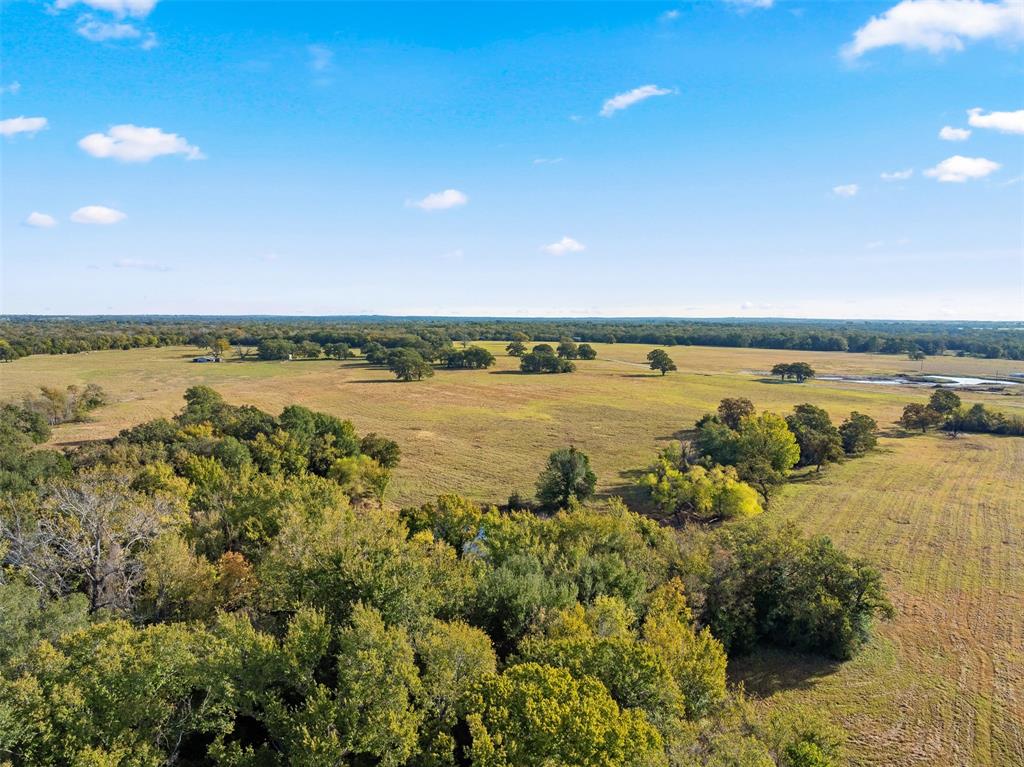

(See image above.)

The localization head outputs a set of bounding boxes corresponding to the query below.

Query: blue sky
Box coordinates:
[2,0,1022,319]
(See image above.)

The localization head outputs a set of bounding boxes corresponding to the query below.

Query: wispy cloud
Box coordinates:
[114,258,169,271]
[541,236,586,255]
[660,9,680,22]
[79,124,204,162]
[54,0,158,18]
[532,157,564,165]
[725,0,774,10]
[0,81,21,95]
[75,16,142,41]
[71,205,127,224]
[881,168,914,180]
[924,155,1001,182]
[842,0,1024,60]
[939,125,971,141]
[408,189,468,211]
[0,116,48,137]
[54,0,159,48]
[833,183,860,197]
[600,84,673,117]
[307,44,334,72]
[25,212,57,228]
[967,107,1024,134]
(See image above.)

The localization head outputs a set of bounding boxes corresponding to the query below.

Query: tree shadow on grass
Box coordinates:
[620,373,664,379]
[488,370,526,376]
[348,378,401,384]
[878,428,914,439]
[727,646,841,697]
[597,468,657,513]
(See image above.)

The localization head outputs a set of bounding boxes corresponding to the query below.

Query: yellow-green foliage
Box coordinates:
[641,460,762,521]
[463,662,667,767]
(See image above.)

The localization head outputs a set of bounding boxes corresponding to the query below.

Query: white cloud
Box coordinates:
[541,236,586,255]
[0,116,48,137]
[843,0,1024,60]
[308,44,334,72]
[408,189,468,211]
[54,0,157,18]
[532,157,564,165]
[440,248,464,260]
[967,107,1024,134]
[924,154,1001,182]
[140,31,157,49]
[600,84,673,117]
[660,9,680,21]
[833,183,860,197]
[114,258,168,270]
[881,168,914,180]
[71,205,127,224]
[725,0,774,9]
[75,16,141,41]
[78,124,204,162]
[939,125,971,140]
[1,81,21,95]
[25,212,57,228]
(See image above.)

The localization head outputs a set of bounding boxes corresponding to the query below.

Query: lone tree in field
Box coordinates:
[535,445,597,510]
[577,343,597,360]
[505,340,527,357]
[717,397,755,430]
[208,338,231,361]
[771,362,815,383]
[839,411,878,455]
[388,349,434,382]
[647,349,677,375]
[928,389,961,415]
[898,403,942,433]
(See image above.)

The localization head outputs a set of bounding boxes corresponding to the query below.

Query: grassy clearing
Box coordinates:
[2,342,1022,765]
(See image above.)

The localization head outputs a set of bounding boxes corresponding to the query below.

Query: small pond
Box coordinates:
[818,374,1020,388]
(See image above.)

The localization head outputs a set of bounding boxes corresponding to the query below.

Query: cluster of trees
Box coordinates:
[508,337,598,374]
[15,383,107,426]
[0,388,895,766]
[770,362,816,383]
[440,346,496,370]
[519,344,576,374]
[684,398,877,505]
[899,389,1024,437]
[5,316,1023,362]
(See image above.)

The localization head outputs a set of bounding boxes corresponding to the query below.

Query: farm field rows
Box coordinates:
[2,342,1022,766]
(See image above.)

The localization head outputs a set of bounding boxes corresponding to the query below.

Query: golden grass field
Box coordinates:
[2,342,1023,766]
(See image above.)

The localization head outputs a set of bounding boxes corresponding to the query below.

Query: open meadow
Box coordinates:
[2,342,1023,766]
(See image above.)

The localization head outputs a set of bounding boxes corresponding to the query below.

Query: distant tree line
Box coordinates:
[3,316,1022,361]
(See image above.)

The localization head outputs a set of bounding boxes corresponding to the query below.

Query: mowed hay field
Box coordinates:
[2,342,1023,766]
